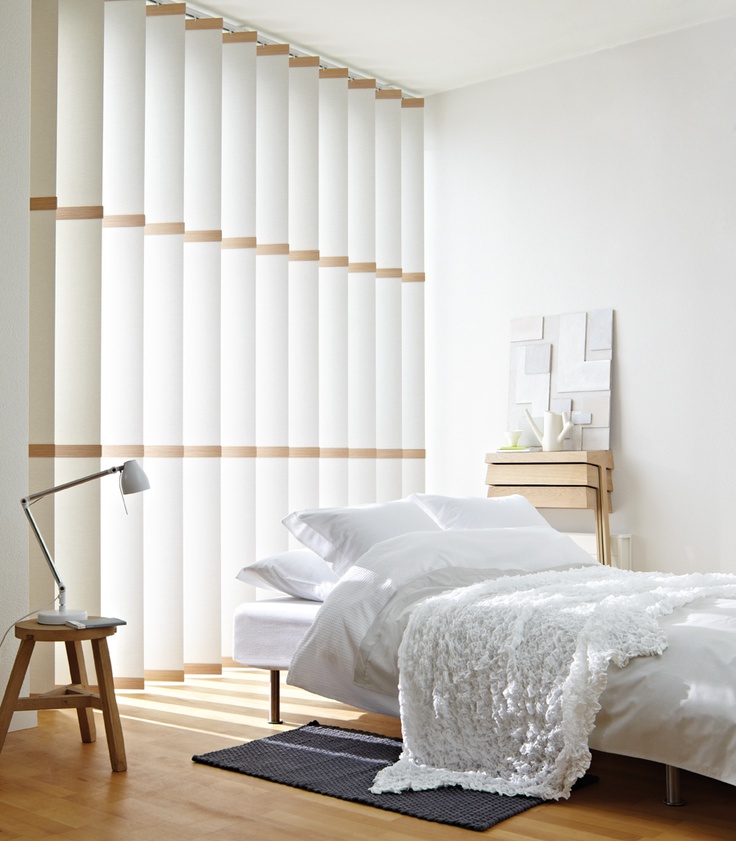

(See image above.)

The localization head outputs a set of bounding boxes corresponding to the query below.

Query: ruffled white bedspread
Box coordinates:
[371,565,736,800]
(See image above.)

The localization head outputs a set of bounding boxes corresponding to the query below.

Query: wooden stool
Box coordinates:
[0,619,127,772]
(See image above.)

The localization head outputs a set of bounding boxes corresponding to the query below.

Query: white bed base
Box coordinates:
[232,594,685,805]
[232,597,320,724]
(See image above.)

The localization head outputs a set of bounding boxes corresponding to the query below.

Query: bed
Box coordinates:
[232,493,736,802]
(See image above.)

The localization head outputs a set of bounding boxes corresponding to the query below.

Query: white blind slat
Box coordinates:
[38,6,425,681]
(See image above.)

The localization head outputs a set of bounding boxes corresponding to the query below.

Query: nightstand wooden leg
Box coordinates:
[595,465,612,566]
[65,639,97,743]
[0,639,35,754]
[90,638,127,772]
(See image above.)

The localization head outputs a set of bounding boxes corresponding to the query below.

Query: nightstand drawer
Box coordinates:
[485,462,600,488]
[486,485,609,511]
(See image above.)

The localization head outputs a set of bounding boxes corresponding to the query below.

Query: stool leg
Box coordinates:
[90,638,127,772]
[65,640,96,744]
[0,639,36,754]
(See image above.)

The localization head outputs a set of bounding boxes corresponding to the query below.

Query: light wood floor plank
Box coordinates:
[0,667,734,839]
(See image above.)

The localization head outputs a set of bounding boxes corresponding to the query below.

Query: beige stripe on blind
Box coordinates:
[402,97,425,108]
[320,256,349,268]
[289,447,321,458]
[290,56,320,68]
[145,222,185,236]
[320,448,350,458]
[61,445,102,458]
[30,196,57,211]
[29,444,426,460]
[349,262,377,273]
[113,678,145,690]
[402,272,425,283]
[348,448,376,459]
[185,18,223,31]
[248,447,425,459]
[45,445,103,458]
[257,44,290,57]
[183,446,222,457]
[256,446,290,457]
[377,268,402,278]
[28,444,56,458]
[256,243,289,256]
[222,446,258,458]
[222,237,257,249]
[57,206,104,221]
[349,78,376,90]
[320,67,349,79]
[146,3,186,16]
[289,250,320,261]
[29,443,180,459]
[144,669,184,682]
[223,31,257,44]
[101,445,145,458]
[29,444,158,459]
[184,229,223,243]
[184,663,222,675]
[103,214,145,228]
[144,445,185,458]
[376,88,402,100]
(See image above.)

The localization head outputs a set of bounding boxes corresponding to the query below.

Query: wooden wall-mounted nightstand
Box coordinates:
[485,450,614,565]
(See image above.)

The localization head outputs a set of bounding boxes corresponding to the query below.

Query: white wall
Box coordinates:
[425,18,736,574]
[0,1,32,728]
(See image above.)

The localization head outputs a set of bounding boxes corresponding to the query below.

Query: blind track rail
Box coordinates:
[146,0,418,96]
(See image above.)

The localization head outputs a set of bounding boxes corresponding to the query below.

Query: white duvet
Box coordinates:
[287,528,736,788]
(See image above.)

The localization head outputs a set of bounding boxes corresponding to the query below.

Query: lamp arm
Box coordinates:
[22,465,123,504]
[20,465,123,613]
[22,499,68,610]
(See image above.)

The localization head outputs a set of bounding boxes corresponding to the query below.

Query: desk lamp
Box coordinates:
[21,459,150,624]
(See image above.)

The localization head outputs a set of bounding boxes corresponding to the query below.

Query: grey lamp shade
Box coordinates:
[120,459,150,494]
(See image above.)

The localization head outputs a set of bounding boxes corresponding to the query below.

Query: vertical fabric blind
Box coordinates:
[28,0,425,688]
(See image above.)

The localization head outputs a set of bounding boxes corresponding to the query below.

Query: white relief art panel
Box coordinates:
[508,309,613,450]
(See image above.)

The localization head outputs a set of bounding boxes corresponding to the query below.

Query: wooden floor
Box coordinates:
[0,667,734,839]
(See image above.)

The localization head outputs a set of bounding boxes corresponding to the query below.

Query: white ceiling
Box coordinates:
[186,0,736,96]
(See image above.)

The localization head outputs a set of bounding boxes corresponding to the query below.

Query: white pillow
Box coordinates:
[236,549,339,602]
[410,492,550,530]
[282,499,440,577]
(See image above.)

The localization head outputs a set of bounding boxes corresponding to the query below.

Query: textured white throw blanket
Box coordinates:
[371,565,736,800]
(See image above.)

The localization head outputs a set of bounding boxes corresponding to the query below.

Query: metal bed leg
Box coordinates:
[268,670,282,724]
[664,765,685,806]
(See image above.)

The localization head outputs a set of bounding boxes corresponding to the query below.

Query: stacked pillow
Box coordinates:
[281,498,440,577]
[236,548,339,602]
[236,493,548,601]
[409,492,550,530]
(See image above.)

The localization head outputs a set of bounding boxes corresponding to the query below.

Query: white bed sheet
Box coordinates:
[287,528,736,787]
[233,597,320,670]
[592,596,736,784]
[288,527,598,715]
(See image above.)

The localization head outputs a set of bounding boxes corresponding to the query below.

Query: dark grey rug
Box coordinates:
[192,720,557,831]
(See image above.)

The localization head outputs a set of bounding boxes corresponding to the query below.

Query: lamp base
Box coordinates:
[37,608,88,625]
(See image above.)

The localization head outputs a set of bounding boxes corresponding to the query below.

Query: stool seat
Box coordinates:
[0,619,127,771]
